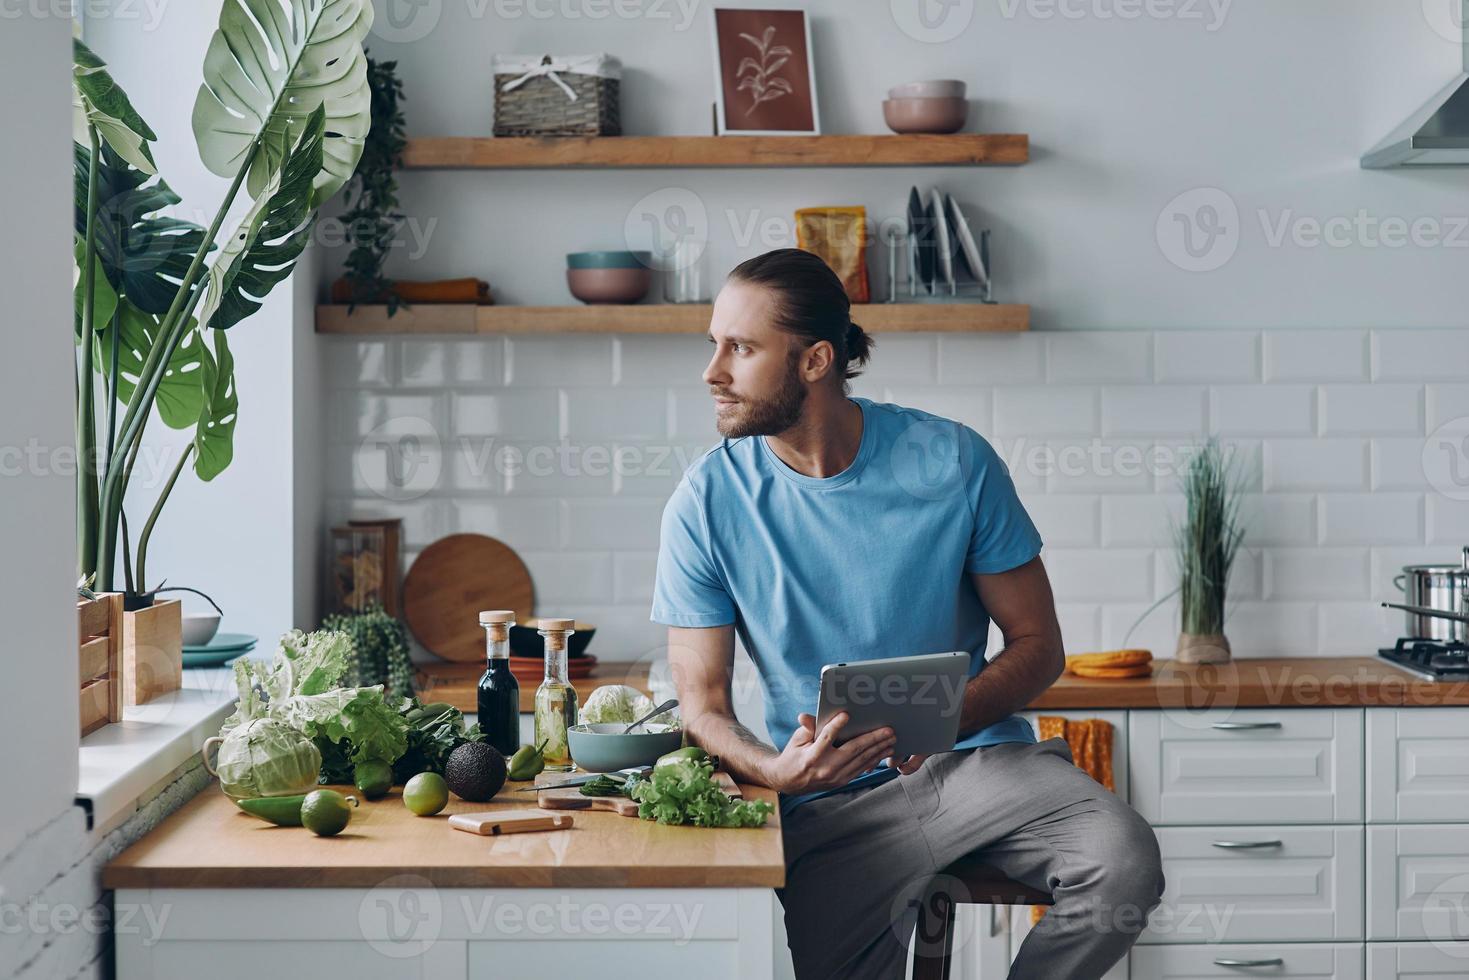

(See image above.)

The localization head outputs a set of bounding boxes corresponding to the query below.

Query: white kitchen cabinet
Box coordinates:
[1132,942,1363,979]
[1366,708,1469,823]
[1367,824,1469,941]
[1139,825,1365,944]
[1130,709,1364,825]
[1366,942,1469,978]
[1021,709,1130,803]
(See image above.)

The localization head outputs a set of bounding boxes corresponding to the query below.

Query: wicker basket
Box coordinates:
[493,53,621,137]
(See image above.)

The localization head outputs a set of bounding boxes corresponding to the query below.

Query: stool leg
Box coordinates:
[911,891,956,980]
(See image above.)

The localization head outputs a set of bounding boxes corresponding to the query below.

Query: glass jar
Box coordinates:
[533,618,579,772]
[476,610,520,757]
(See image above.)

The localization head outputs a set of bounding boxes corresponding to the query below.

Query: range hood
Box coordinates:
[1362,9,1469,167]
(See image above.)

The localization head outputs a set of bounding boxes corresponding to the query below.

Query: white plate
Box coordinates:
[946,193,988,289]
[930,188,955,291]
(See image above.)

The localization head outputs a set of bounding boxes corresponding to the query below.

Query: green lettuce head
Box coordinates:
[212,717,322,800]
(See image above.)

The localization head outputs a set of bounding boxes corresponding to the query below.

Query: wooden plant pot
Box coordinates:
[78,592,125,736]
[122,598,183,706]
[1176,631,1232,664]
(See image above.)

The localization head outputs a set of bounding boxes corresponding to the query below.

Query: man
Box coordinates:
[651,249,1164,979]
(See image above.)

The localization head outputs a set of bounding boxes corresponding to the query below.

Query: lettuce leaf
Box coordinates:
[628,759,773,828]
[272,686,409,768]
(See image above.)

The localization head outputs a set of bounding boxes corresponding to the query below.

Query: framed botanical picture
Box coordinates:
[710,8,820,136]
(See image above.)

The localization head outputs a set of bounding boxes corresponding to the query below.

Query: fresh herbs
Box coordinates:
[320,601,414,698]
[629,758,774,828]
[392,698,484,785]
[340,54,407,313]
[579,772,632,797]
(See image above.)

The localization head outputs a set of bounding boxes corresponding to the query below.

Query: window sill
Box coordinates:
[77,665,239,833]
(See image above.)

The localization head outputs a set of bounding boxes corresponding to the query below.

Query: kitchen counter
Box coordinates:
[103,777,783,890]
[1031,656,1469,710]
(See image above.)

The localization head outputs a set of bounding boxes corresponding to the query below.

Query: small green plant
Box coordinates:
[339,54,407,314]
[1173,439,1247,636]
[320,602,414,699]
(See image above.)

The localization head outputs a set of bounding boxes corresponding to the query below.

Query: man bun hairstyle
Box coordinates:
[727,248,875,389]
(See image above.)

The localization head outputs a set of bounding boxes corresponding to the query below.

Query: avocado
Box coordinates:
[444,742,508,802]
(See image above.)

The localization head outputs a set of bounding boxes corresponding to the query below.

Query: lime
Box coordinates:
[300,790,358,837]
[354,759,393,800]
[403,772,449,816]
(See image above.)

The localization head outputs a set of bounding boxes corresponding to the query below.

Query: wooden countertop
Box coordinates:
[103,778,783,890]
[415,660,651,714]
[1030,657,1469,709]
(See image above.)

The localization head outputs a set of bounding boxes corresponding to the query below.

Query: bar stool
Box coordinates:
[912,849,1054,980]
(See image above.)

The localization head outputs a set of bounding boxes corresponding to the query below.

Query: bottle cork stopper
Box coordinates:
[537,617,575,631]
[478,610,517,625]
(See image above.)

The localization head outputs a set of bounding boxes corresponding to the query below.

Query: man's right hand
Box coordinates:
[761,712,897,795]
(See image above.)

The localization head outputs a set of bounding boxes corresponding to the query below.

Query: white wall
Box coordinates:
[0,7,78,860]
[87,4,328,643]
[334,0,1469,327]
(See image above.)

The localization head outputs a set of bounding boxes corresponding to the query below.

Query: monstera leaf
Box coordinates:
[72,38,156,175]
[102,300,206,430]
[196,106,324,332]
[193,329,237,481]
[192,0,373,202]
[73,142,213,315]
[74,243,118,342]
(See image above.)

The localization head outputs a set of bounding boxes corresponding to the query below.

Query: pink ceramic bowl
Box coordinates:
[882,97,968,135]
[566,267,652,304]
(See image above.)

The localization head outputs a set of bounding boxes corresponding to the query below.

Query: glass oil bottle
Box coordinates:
[533,617,579,772]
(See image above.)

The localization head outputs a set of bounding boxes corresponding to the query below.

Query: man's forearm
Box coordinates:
[684,711,781,788]
[956,635,1064,738]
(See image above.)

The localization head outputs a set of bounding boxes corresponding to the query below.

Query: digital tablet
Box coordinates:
[815,651,972,758]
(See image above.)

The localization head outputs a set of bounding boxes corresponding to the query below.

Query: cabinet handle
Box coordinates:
[1212,957,1284,967]
[1210,721,1283,730]
[1210,839,1283,849]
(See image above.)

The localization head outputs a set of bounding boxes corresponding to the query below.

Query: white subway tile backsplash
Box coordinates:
[330,497,451,549]
[1042,548,1153,601]
[399,338,503,386]
[937,334,1044,385]
[1319,493,1422,545]
[1264,548,1371,600]
[1101,494,1182,547]
[1024,495,1100,547]
[1316,601,1397,654]
[1371,438,1432,491]
[1102,386,1207,437]
[1047,332,1152,383]
[613,551,660,603]
[1222,600,1318,654]
[669,387,723,441]
[1263,330,1368,382]
[1319,384,1422,435]
[1099,598,1178,655]
[1239,493,1317,546]
[326,339,393,386]
[451,390,562,439]
[852,334,937,385]
[1371,546,1462,601]
[506,335,615,386]
[333,393,445,443]
[561,499,667,550]
[993,387,1098,436]
[1373,329,1469,381]
[1210,385,1315,436]
[1054,603,1102,652]
[882,387,992,434]
[1043,439,1154,493]
[1427,495,1469,544]
[453,498,559,549]
[616,335,709,387]
[1263,439,1367,491]
[1155,331,1259,382]
[563,387,668,441]
[1427,384,1469,431]
[611,441,711,497]
[518,551,615,604]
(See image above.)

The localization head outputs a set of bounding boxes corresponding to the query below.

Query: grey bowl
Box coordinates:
[567,723,683,772]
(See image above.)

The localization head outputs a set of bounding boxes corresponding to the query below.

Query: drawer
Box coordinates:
[1020,709,1129,803]
[1140,826,1364,944]
[1367,942,1469,979]
[1132,943,1363,979]
[1367,825,1469,940]
[1130,708,1363,824]
[1366,708,1469,823]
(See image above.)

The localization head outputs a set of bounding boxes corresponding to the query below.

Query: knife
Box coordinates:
[516,766,652,792]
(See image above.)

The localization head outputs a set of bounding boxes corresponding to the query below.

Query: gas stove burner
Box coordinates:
[1379,637,1469,681]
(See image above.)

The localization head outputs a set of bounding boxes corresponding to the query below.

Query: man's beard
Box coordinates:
[713,353,807,438]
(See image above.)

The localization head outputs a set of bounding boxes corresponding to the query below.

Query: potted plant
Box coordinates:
[333,54,408,314]
[72,3,375,702]
[1172,439,1246,664]
[320,601,415,699]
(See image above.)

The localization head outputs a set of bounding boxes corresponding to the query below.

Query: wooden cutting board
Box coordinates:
[533,770,742,817]
[403,534,535,662]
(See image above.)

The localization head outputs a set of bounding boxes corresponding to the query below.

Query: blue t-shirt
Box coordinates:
[650,397,1043,813]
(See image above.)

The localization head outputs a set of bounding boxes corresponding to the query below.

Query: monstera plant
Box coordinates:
[73,0,373,599]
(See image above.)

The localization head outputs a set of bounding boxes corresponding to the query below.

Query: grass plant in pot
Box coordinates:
[1172,439,1246,664]
[72,4,374,702]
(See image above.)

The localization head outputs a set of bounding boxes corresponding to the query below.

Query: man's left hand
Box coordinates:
[887,754,928,775]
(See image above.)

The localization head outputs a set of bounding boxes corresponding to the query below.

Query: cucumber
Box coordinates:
[235,794,308,827]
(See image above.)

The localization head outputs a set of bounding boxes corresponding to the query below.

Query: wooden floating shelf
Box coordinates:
[316,303,1029,335]
[401,134,1029,170]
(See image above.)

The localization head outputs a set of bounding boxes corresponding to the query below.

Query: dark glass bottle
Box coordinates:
[477,610,520,757]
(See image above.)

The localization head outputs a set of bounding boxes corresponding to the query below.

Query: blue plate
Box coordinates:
[182,649,250,668]
[183,632,257,653]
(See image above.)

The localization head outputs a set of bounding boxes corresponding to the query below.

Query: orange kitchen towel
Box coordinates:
[1030,717,1115,925]
[330,277,494,305]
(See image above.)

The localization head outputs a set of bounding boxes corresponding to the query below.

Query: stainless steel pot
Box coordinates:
[1391,551,1469,641]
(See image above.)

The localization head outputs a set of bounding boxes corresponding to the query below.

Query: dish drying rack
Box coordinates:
[881,224,993,304]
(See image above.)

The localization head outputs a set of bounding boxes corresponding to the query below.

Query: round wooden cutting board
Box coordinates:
[403,534,535,662]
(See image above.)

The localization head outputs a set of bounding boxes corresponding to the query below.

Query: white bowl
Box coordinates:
[182,612,221,646]
[888,79,966,100]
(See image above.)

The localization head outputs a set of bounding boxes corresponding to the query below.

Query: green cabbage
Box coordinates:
[579,685,680,729]
[213,717,322,800]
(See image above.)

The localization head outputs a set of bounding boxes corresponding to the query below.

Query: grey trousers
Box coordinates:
[777,737,1165,980]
